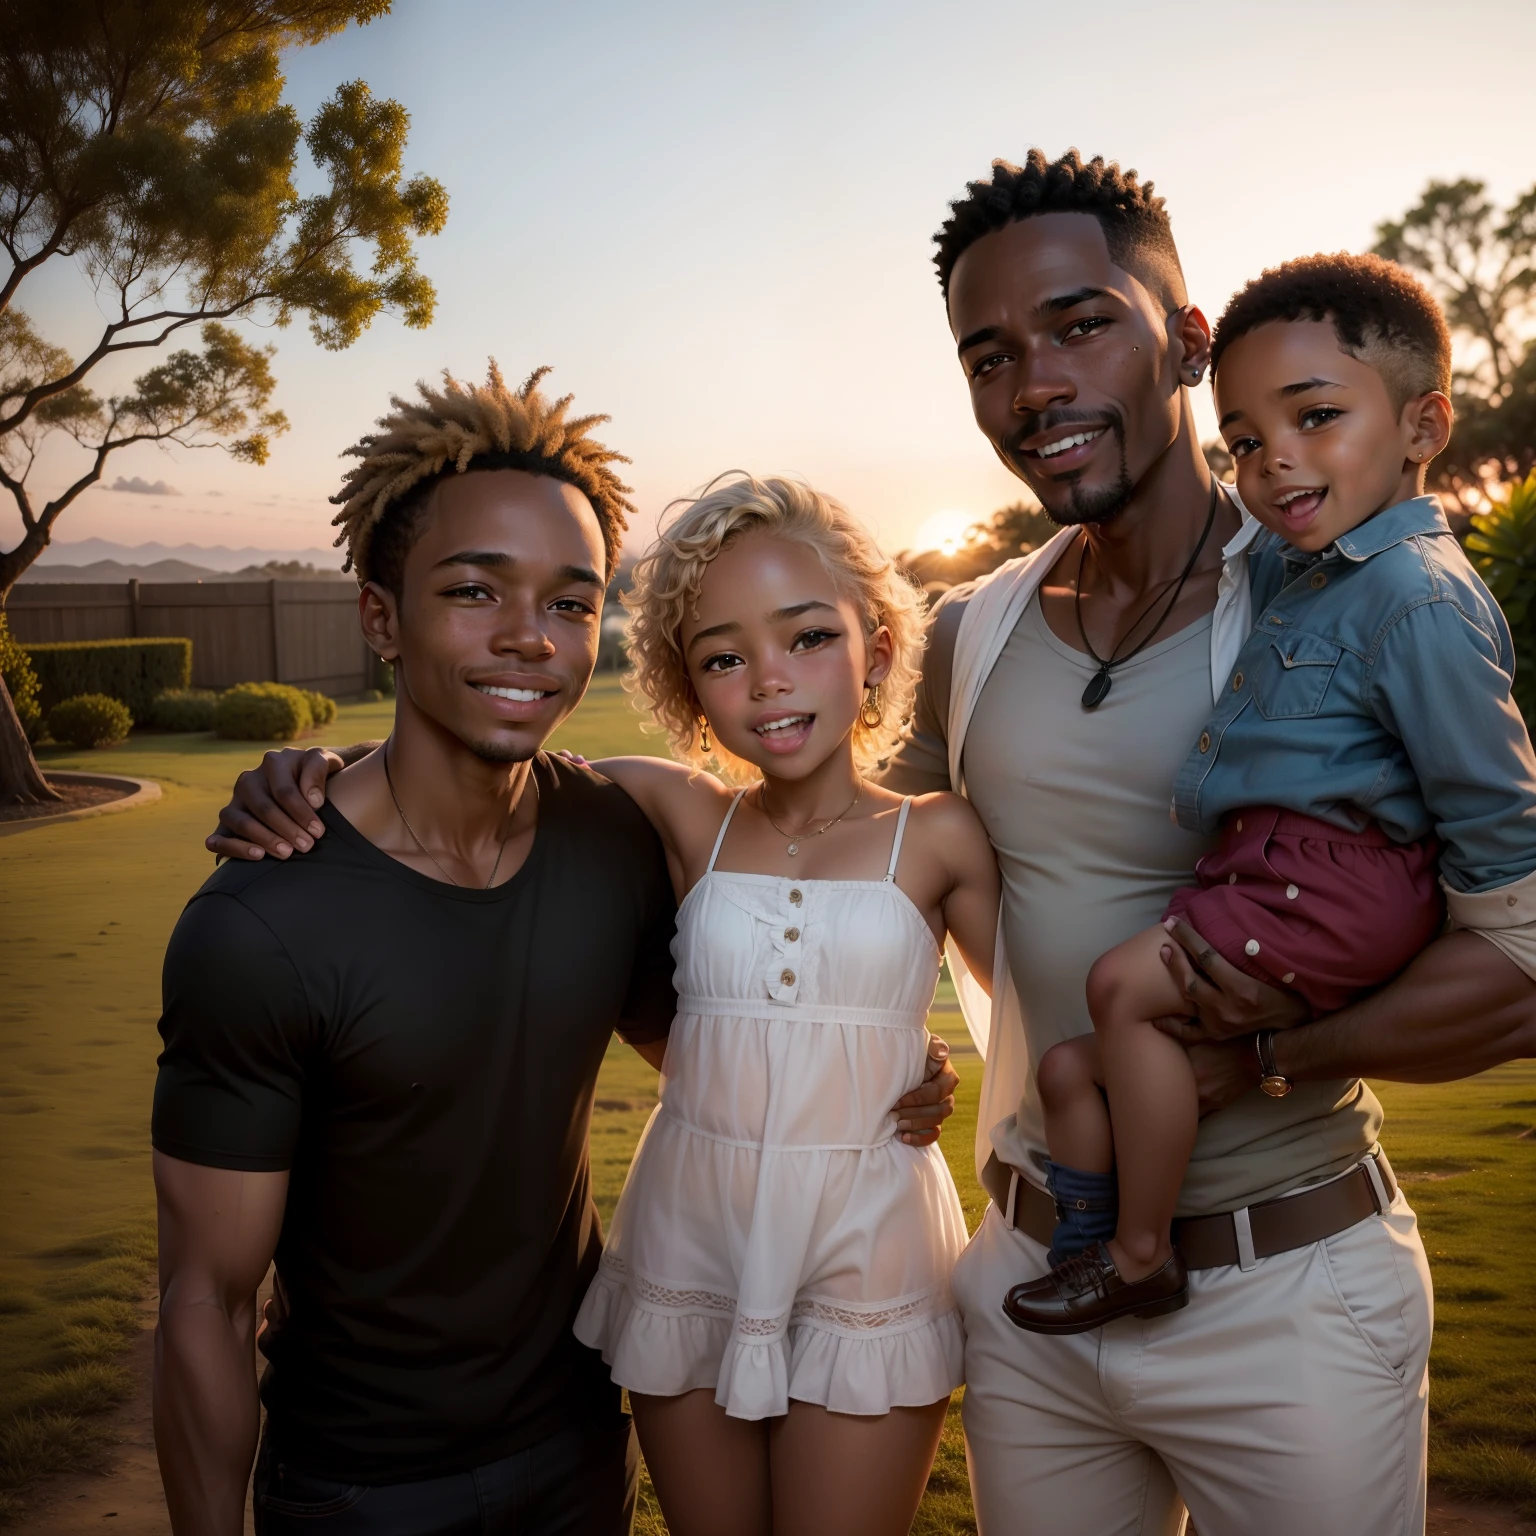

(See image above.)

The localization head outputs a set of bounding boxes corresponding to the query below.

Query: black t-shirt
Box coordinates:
[152,754,677,1482]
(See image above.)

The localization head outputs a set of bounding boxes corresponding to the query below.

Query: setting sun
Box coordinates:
[911,508,976,557]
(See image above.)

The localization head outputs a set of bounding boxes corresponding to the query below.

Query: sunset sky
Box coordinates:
[9,0,1536,566]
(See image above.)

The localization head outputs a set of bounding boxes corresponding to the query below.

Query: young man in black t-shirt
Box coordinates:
[155,367,959,1536]
[152,368,674,1536]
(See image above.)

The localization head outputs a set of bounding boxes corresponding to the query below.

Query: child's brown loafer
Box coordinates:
[1002,1242,1189,1335]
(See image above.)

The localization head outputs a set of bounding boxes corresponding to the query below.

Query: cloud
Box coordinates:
[111,475,180,496]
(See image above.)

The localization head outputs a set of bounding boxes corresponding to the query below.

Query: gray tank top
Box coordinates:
[962,599,1380,1216]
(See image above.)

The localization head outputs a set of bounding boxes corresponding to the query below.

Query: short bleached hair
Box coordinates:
[624,474,926,779]
[330,361,635,589]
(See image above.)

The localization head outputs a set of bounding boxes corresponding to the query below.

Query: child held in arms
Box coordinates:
[1003,252,1536,1333]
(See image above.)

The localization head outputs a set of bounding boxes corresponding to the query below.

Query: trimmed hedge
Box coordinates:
[0,612,42,743]
[215,682,312,741]
[302,688,337,727]
[49,693,133,749]
[149,688,221,732]
[26,638,191,719]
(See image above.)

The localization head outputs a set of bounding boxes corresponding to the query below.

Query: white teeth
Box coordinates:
[1037,428,1106,459]
[1278,488,1322,507]
[756,715,810,735]
[475,684,550,701]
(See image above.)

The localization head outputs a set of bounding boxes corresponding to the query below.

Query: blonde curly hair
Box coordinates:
[624,474,926,780]
[330,361,635,587]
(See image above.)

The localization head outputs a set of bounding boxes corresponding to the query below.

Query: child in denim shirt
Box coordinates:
[1006,253,1536,1333]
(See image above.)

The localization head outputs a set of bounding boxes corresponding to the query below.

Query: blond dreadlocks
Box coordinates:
[330,362,635,590]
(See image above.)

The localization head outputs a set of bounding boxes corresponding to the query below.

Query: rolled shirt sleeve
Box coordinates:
[152,891,312,1172]
[1365,596,1536,895]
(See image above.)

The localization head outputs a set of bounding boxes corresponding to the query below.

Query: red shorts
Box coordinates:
[1162,807,1444,1016]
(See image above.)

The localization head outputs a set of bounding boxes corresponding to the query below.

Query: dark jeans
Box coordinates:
[253,1414,638,1536]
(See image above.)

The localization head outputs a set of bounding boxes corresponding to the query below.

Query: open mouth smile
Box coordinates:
[474,684,554,702]
[753,712,815,753]
[1273,486,1328,529]
[1030,428,1107,460]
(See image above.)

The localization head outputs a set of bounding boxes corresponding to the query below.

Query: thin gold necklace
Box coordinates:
[755,781,862,857]
[382,743,533,888]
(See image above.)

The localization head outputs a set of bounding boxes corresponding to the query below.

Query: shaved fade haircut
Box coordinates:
[331,362,635,595]
[934,148,1187,310]
[1210,252,1452,410]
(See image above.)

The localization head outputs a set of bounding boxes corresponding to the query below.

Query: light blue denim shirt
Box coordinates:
[1172,496,1536,894]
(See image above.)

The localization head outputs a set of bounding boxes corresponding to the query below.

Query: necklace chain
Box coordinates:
[1073,484,1221,710]
[756,781,862,855]
[382,742,533,888]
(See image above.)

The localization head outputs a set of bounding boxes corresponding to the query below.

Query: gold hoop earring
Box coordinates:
[860,686,883,729]
[697,716,711,753]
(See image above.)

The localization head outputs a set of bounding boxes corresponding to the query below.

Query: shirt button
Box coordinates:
[1282,971,1296,985]
[1309,571,1328,589]
[1268,615,1283,625]
[1232,671,1244,691]
[1199,731,1212,753]
[1507,895,1519,907]
[1245,939,1261,957]
[1228,873,1238,885]
[780,968,796,985]
[784,926,800,942]
[1286,884,1300,900]
[1236,818,1244,833]
[788,889,803,906]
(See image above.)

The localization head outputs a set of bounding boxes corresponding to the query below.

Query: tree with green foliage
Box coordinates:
[1373,178,1536,512]
[1465,469,1536,728]
[0,0,447,806]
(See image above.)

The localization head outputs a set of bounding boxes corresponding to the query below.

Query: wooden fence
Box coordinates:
[7,579,374,697]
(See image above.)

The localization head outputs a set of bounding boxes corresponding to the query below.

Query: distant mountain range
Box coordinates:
[19,539,349,583]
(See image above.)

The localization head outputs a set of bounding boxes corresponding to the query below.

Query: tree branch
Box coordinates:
[0,296,271,436]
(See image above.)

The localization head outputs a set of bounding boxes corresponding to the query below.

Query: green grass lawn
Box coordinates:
[1,674,1533,1526]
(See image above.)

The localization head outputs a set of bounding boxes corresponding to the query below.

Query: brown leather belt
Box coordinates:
[982,1152,1398,1272]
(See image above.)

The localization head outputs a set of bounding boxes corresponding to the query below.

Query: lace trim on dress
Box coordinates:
[597,1254,952,1338]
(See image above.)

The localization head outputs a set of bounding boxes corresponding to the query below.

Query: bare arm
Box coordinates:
[1273,930,1536,1084]
[926,792,999,995]
[153,1154,288,1536]
[1155,923,1536,1114]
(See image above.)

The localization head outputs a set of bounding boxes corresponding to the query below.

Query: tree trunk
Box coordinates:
[0,670,60,809]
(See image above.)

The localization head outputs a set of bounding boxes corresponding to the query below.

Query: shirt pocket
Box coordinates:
[1252,631,1343,720]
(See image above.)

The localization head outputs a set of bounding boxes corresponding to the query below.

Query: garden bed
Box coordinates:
[0,773,160,835]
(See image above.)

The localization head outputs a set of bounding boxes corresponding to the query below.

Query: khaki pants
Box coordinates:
[953,1185,1432,1535]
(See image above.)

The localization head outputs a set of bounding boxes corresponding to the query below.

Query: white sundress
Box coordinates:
[574,793,968,1420]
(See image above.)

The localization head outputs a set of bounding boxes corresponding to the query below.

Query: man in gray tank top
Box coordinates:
[881,150,1536,1535]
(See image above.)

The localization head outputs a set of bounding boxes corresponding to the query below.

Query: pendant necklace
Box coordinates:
[383,742,533,887]
[1074,484,1220,710]
[756,781,862,856]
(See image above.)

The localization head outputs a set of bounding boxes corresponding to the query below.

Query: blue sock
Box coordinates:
[1044,1160,1118,1267]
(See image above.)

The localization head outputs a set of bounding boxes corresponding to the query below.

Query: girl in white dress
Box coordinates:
[570,475,999,1536]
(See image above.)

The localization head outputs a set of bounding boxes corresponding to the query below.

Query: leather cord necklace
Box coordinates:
[382,741,533,887]
[1074,484,1221,710]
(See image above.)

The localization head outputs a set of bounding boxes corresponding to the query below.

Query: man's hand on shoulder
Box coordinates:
[205,745,362,863]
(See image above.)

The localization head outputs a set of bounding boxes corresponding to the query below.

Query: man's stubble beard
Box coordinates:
[1006,413,1136,530]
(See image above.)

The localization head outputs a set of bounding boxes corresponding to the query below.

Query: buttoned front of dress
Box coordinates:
[1171,497,1536,894]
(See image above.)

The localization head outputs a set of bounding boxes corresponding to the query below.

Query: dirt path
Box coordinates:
[10,1293,1532,1535]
